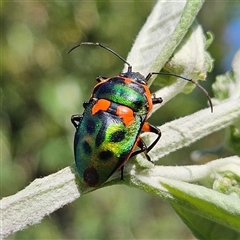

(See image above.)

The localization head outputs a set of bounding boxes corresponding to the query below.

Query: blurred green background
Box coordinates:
[2,1,240,239]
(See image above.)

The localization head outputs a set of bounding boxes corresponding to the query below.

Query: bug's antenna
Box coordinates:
[146,72,213,113]
[68,42,132,72]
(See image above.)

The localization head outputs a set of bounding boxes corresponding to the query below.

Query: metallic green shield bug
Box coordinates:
[69,42,213,187]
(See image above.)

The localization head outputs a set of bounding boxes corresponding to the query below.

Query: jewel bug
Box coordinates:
[68,42,213,187]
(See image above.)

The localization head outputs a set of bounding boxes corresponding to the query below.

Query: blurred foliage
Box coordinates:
[1,1,239,239]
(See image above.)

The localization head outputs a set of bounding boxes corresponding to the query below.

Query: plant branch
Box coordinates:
[1,97,240,238]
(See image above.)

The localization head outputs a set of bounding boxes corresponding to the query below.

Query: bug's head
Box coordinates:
[120,70,146,84]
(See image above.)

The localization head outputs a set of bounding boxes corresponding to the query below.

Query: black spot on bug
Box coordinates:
[83,141,92,155]
[98,150,114,161]
[134,100,144,110]
[85,119,96,134]
[110,130,126,142]
[95,112,108,147]
[95,112,123,147]
[95,128,105,147]
[84,167,99,187]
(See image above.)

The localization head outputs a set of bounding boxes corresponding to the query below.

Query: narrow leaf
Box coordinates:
[125,0,204,79]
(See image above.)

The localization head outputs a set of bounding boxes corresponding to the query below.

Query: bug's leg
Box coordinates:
[129,137,152,162]
[152,95,163,105]
[130,122,161,160]
[71,114,83,128]
[83,101,89,108]
[142,122,161,153]
[83,98,98,108]
[121,116,161,179]
[96,76,108,82]
[121,137,151,180]
[120,165,124,180]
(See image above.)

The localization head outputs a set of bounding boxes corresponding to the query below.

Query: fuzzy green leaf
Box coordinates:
[171,202,240,240]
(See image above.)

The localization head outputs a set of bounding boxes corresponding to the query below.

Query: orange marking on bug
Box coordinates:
[123,78,133,84]
[116,105,135,126]
[92,99,111,115]
[142,122,151,132]
[133,137,141,150]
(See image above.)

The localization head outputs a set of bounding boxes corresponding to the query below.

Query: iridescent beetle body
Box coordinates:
[71,70,162,187]
[69,42,213,187]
